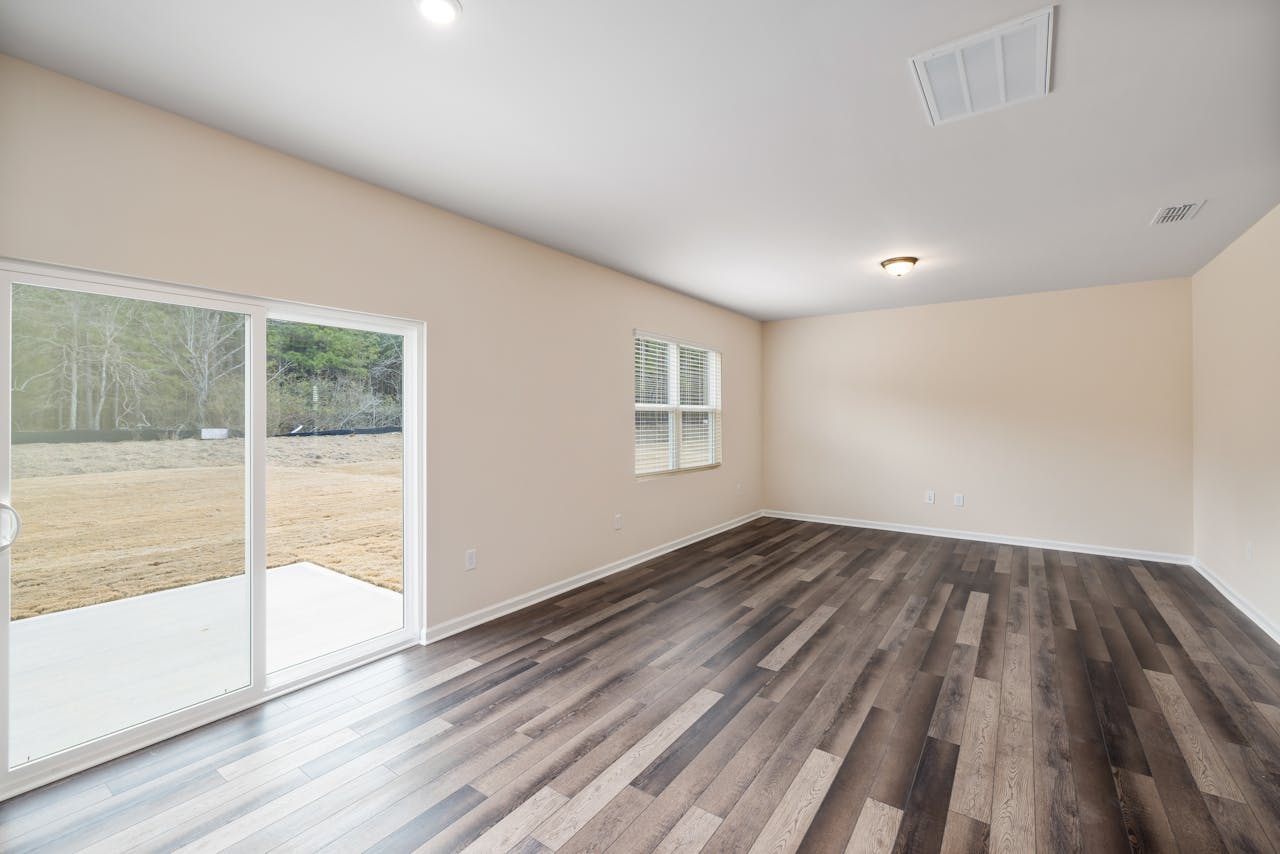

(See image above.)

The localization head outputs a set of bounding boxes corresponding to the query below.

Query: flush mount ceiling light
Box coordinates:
[881,257,918,277]
[415,0,461,26]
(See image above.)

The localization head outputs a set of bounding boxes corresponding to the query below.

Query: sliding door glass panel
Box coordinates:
[265,319,405,672]
[8,283,250,767]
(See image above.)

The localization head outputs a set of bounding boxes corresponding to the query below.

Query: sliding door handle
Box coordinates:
[0,502,20,552]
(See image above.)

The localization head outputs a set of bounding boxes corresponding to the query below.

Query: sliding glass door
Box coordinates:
[0,261,422,798]
[5,278,254,769]
[264,318,407,674]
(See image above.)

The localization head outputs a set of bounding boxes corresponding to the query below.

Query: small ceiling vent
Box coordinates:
[910,6,1055,126]
[1151,201,1204,225]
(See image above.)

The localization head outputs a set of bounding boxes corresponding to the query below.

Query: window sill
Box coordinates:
[636,463,722,480]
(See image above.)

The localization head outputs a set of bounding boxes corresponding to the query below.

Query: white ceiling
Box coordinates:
[1,0,1278,320]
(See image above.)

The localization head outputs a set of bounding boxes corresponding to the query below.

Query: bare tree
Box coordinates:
[145,306,245,428]
[86,297,130,430]
[13,289,156,431]
[10,288,89,430]
[65,294,82,429]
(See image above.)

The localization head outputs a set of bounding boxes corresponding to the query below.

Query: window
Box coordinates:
[634,333,721,475]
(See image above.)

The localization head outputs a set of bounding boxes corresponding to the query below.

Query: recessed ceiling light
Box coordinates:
[881,257,918,277]
[415,0,461,26]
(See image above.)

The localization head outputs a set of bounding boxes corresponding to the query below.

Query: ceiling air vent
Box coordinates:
[910,6,1055,126]
[1151,201,1204,225]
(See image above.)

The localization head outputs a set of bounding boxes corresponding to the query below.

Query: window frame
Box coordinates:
[633,330,722,477]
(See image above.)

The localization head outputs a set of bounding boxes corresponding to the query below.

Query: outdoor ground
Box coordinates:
[9,433,403,619]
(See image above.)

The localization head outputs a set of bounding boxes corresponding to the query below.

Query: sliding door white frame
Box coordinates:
[0,259,425,801]
[261,299,425,688]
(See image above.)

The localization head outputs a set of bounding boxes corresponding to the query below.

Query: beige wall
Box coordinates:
[10,52,1277,639]
[0,55,764,627]
[763,279,1193,555]
[1193,203,1280,632]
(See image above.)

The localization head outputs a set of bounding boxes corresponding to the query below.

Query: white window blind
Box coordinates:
[634,333,721,475]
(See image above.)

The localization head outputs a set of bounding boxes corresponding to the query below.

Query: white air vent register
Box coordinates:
[911,7,1055,126]
[1151,202,1204,225]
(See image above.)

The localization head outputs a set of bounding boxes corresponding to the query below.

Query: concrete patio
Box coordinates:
[8,562,402,766]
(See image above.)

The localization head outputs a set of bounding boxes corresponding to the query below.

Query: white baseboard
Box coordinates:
[423,511,764,644]
[1190,559,1280,647]
[761,510,1195,566]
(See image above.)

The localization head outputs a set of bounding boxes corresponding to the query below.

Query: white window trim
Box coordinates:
[0,257,426,800]
[633,330,722,477]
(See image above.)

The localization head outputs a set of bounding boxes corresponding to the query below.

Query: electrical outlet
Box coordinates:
[465,548,477,571]
[953,493,965,507]
[925,490,935,505]
[1246,541,1255,561]
[614,513,623,532]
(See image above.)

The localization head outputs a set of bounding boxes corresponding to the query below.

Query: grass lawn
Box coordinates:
[9,433,403,619]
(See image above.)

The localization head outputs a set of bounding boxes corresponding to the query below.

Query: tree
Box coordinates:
[265,321,403,435]
[10,287,402,436]
[10,286,154,431]
[144,305,246,428]
[267,323,380,381]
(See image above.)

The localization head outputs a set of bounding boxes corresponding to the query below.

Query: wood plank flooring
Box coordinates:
[4,517,1280,852]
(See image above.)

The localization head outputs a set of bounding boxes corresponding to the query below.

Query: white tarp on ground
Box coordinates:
[9,562,402,766]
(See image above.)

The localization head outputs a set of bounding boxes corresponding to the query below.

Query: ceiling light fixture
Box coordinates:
[415,0,461,26]
[880,256,918,277]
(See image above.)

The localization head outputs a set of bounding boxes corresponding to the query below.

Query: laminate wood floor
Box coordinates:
[5,517,1280,853]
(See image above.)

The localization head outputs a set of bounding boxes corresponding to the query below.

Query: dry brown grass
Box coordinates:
[9,434,403,619]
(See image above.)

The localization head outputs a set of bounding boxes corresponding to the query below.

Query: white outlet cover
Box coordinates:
[925,490,936,504]
[953,493,965,507]
[465,548,477,570]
